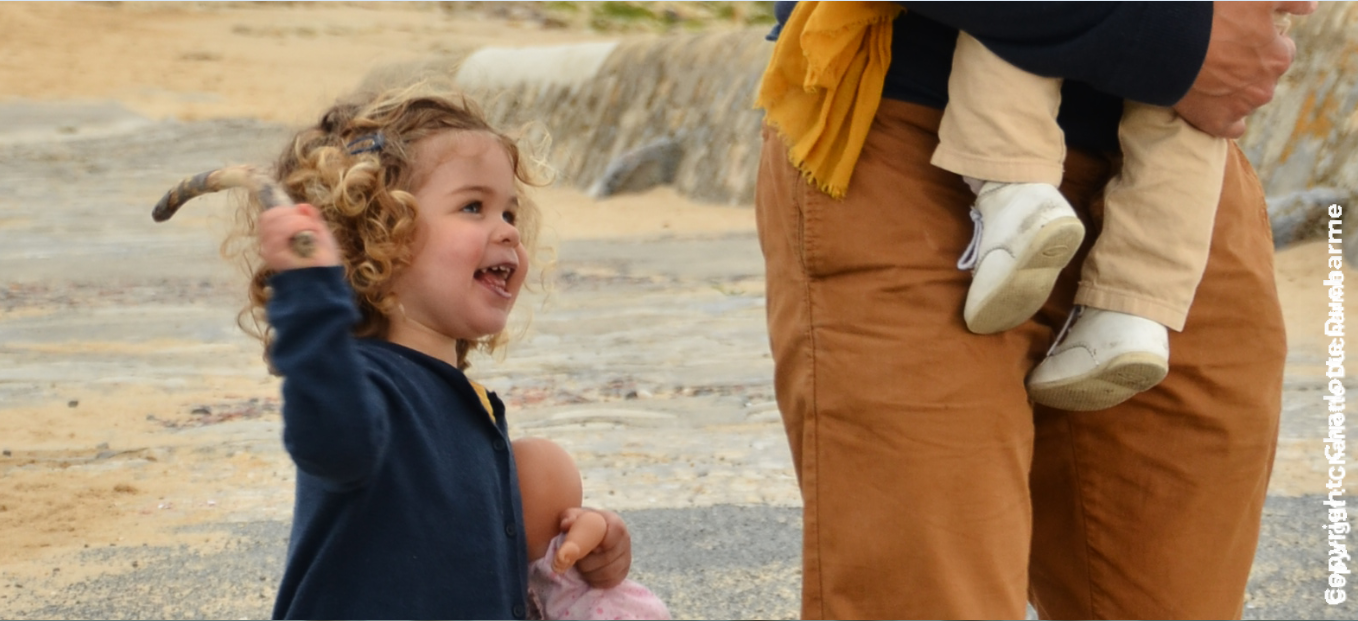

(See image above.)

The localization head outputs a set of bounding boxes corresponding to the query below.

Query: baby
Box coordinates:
[941,14,1295,411]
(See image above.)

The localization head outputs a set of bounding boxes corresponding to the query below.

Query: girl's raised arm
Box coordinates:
[264,204,391,490]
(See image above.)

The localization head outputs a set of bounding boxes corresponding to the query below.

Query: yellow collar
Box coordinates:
[468,380,496,424]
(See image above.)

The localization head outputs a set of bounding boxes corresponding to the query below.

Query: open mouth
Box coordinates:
[474,264,516,299]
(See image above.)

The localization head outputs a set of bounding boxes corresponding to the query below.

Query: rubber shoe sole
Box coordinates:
[1027,351,1169,411]
[964,216,1085,334]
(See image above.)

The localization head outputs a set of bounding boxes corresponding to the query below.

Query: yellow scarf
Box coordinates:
[755,1,903,199]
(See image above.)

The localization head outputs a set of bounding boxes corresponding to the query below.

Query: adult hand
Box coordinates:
[258,203,341,272]
[1173,1,1317,139]
[561,507,632,589]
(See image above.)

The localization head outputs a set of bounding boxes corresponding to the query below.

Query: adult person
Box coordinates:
[753,2,1317,619]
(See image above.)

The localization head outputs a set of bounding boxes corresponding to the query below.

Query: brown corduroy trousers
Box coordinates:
[754,100,1286,620]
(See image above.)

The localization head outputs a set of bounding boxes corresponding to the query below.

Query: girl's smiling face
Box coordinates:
[386,130,529,362]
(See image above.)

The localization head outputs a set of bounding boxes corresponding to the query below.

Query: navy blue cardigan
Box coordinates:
[266,267,528,620]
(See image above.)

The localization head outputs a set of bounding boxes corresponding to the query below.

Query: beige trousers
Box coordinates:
[931,33,1229,330]
[755,100,1285,619]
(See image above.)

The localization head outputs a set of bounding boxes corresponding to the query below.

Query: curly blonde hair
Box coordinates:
[224,85,547,371]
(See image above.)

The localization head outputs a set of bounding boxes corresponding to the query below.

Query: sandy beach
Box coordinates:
[0,3,1351,619]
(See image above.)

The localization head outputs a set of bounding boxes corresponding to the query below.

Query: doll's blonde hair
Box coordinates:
[225,85,547,371]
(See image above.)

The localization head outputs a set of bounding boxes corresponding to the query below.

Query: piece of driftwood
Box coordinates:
[151,165,316,258]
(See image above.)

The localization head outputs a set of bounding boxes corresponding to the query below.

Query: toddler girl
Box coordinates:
[224,86,633,619]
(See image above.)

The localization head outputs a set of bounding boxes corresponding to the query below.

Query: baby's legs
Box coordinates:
[934,33,1064,186]
[935,33,1083,334]
[1027,103,1228,410]
[1078,103,1226,331]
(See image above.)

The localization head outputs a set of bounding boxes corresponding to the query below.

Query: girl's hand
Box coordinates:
[259,203,341,271]
[560,507,632,589]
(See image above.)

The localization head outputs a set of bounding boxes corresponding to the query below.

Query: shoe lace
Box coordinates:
[1046,305,1084,357]
[956,208,984,271]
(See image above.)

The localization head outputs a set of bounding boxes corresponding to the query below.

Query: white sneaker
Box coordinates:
[1027,307,1170,411]
[958,182,1085,334]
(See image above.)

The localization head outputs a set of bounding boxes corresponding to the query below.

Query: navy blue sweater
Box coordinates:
[770,2,1214,151]
[266,267,529,620]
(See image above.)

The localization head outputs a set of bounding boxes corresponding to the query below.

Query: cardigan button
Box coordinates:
[512,603,526,619]
[504,522,517,538]
[493,439,506,451]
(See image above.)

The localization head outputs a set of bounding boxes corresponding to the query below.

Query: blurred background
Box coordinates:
[0,2,1354,618]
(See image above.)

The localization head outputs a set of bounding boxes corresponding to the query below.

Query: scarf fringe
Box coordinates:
[754,1,902,200]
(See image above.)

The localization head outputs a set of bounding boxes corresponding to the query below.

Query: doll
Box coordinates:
[513,438,671,620]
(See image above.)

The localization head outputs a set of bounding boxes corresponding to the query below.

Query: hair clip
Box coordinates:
[346,133,386,155]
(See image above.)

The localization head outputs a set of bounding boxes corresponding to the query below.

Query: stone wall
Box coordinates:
[452,28,771,205]
[1238,1,1358,197]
